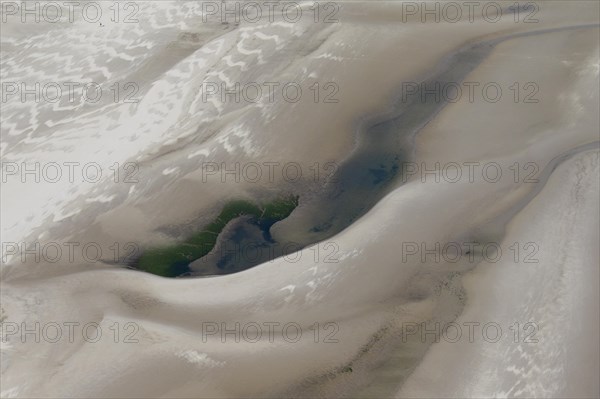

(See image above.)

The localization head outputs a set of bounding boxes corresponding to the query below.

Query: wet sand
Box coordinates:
[1,1,599,398]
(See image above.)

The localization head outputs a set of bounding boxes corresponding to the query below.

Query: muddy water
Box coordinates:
[190,40,496,276]
[178,24,600,277]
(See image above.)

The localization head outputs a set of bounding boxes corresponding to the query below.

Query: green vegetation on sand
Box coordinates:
[133,195,299,277]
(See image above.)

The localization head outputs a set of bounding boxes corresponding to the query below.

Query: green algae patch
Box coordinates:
[133,195,299,277]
